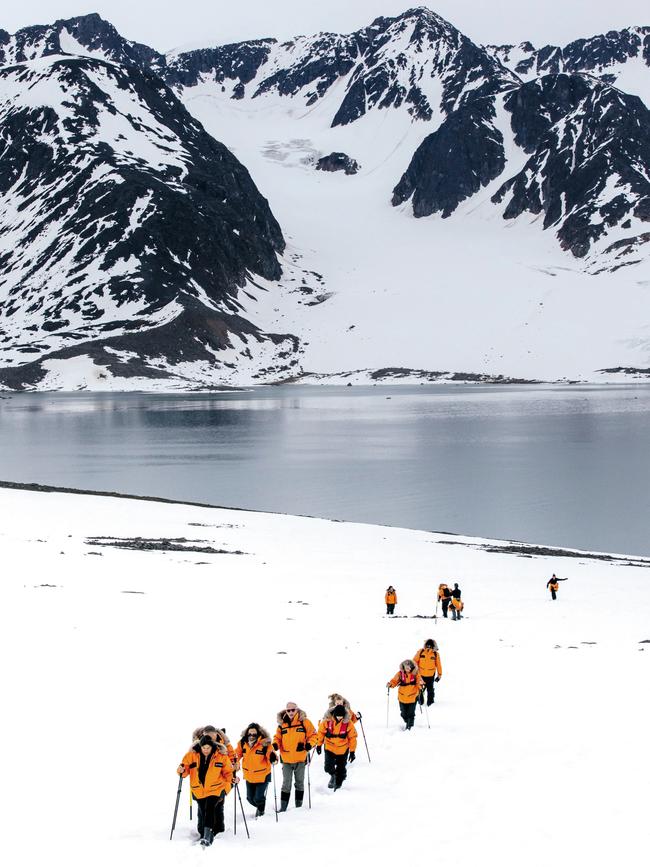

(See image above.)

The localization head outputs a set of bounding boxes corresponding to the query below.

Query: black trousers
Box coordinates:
[196,795,225,834]
[420,676,435,705]
[387,603,395,614]
[399,701,417,727]
[324,749,348,786]
[245,776,270,810]
[551,589,557,600]
[441,599,450,617]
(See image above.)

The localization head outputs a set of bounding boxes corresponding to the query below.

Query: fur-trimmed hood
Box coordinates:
[191,725,231,751]
[240,722,271,745]
[328,693,351,711]
[400,659,418,673]
[276,707,307,725]
[189,737,227,756]
[422,640,439,653]
[322,706,352,725]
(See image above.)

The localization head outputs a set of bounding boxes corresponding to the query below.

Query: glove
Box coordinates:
[356,711,363,720]
[269,752,278,764]
[296,742,305,752]
[272,742,279,751]
[348,752,356,763]
[316,745,322,755]
[435,676,441,682]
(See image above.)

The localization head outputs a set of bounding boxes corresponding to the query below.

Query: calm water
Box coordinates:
[0,384,649,556]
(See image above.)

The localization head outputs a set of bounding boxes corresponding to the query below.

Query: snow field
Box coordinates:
[2,486,649,866]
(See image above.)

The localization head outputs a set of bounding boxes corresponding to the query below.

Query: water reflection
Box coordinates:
[0,384,649,556]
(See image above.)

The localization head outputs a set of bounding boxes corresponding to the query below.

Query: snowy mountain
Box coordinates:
[0,54,301,388]
[393,73,650,269]
[1,9,650,389]
[487,26,650,103]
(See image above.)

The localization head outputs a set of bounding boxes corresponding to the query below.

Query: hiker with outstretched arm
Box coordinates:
[547,573,568,600]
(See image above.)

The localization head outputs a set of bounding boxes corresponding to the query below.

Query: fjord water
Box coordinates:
[0,384,648,556]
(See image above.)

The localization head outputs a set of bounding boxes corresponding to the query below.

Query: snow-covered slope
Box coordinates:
[3,484,649,865]
[1,9,650,388]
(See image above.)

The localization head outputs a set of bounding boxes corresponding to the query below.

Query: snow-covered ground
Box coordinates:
[3,484,649,865]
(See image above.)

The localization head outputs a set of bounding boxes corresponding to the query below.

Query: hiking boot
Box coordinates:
[200,828,214,846]
[279,793,290,813]
[327,774,336,789]
[295,790,304,808]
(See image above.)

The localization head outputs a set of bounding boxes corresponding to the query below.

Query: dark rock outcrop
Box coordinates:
[315,152,360,175]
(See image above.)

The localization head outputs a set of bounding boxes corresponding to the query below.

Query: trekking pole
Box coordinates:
[307,750,312,808]
[435,598,439,619]
[233,781,237,835]
[189,785,193,821]
[170,774,183,841]
[356,712,371,763]
[272,764,279,823]
[235,783,250,839]
[386,687,390,728]
[424,700,431,730]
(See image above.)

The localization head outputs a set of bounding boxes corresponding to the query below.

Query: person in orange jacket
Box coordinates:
[177,735,233,846]
[273,702,316,811]
[547,573,568,600]
[387,659,423,730]
[315,701,357,790]
[235,723,277,817]
[385,585,397,615]
[438,583,451,618]
[413,638,442,706]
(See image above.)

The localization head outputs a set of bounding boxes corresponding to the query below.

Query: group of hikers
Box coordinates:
[176,693,360,846]
[384,583,464,619]
[386,638,443,729]
[175,569,567,847]
[386,571,567,617]
[175,637,444,846]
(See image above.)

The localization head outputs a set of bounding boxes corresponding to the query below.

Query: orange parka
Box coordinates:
[413,646,442,678]
[274,709,316,764]
[179,745,233,799]
[388,663,423,704]
[437,584,449,601]
[385,589,397,605]
[315,710,357,756]
[451,597,464,611]
[235,727,276,783]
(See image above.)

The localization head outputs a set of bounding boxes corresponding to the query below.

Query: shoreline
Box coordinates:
[2,478,648,567]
